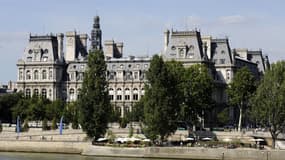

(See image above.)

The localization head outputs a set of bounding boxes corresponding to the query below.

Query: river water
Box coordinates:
[0,152,182,160]
[0,152,153,160]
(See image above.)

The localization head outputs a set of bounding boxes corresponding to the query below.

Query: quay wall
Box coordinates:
[1,140,285,160]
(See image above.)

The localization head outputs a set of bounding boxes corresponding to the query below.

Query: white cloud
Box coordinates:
[218,15,247,24]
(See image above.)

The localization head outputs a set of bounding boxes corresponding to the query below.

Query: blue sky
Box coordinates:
[1,0,285,83]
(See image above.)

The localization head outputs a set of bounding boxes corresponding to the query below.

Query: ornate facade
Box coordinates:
[16,16,270,117]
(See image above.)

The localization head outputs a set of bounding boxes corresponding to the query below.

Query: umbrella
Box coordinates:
[222,138,232,142]
[202,137,212,141]
[129,137,141,142]
[185,137,195,141]
[97,137,108,142]
[255,138,264,142]
[143,139,151,142]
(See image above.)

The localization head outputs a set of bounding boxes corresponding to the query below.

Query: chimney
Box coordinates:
[116,42,123,58]
[57,33,64,61]
[79,34,88,50]
[65,31,76,61]
[164,29,170,51]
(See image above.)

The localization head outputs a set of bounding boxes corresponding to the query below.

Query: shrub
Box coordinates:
[22,119,29,132]
[51,118,57,130]
[0,121,2,133]
[42,119,49,130]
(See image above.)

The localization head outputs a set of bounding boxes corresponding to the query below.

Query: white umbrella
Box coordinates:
[255,138,264,142]
[185,137,195,141]
[222,138,232,142]
[97,137,108,142]
[143,139,151,142]
[202,137,212,141]
[129,137,141,142]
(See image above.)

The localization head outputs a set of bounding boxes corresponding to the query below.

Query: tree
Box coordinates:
[77,49,111,140]
[227,67,256,132]
[180,64,214,130]
[143,55,180,142]
[0,92,23,123]
[250,61,285,149]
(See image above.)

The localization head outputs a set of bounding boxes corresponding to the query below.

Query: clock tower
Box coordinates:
[91,16,102,51]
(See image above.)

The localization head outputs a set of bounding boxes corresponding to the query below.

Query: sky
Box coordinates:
[1,0,285,83]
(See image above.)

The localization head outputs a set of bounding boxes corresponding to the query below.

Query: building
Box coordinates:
[16,16,269,117]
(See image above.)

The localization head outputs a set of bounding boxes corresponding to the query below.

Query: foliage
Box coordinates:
[0,92,23,123]
[131,97,145,122]
[128,125,134,138]
[51,118,57,130]
[78,49,112,139]
[0,121,2,133]
[42,118,49,131]
[250,61,285,148]
[143,55,181,142]
[227,67,256,132]
[22,119,29,132]
[217,107,230,126]
[180,64,214,128]
[109,106,121,123]
[46,99,65,121]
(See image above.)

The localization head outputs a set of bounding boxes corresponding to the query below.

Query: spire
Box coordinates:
[91,16,102,51]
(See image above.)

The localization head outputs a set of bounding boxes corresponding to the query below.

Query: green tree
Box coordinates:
[227,67,256,132]
[250,61,285,149]
[0,92,23,123]
[180,64,214,130]
[77,49,111,140]
[143,55,180,142]
[46,99,65,121]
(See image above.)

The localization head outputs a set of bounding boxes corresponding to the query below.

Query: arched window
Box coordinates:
[26,70,31,80]
[41,88,47,98]
[116,88,122,101]
[133,88,138,100]
[34,70,39,80]
[26,89,31,98]
[125,88,130,101]
[34,89,39,97]
[42,70,47,80]
[69,88,75,101]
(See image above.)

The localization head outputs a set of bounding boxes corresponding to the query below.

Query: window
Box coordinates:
[34,89,39,97]
[124,106,130,114]
[116,95,122,101]
[133,94,138,100]
[49,70,53,80]
[42,70,47,80]
[49,89,52,98]
[220,59,225,64]
[125,95,130,101]
[226,70,231,80]
[26,89,31,98]
[19,71,23,80]
[34,70,39,80]
[26,70,31,80]
[116,107,121,116]
[134,72,138,80]
[41,88,47,98]
[69,88,75,101]
[109,95,114,100]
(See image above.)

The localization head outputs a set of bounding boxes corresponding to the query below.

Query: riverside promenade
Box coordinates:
[1,127,285,160]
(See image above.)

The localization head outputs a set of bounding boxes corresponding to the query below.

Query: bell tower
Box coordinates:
[91,16,102,51]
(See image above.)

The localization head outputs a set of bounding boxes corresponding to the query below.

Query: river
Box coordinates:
[0,152,188,160]
[0,152,152,160]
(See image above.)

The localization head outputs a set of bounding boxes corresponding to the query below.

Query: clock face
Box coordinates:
[28,49,33,54]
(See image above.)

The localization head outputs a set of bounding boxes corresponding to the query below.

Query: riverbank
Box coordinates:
[1,140,285,160]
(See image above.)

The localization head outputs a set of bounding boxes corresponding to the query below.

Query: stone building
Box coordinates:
[16,16,269,117]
